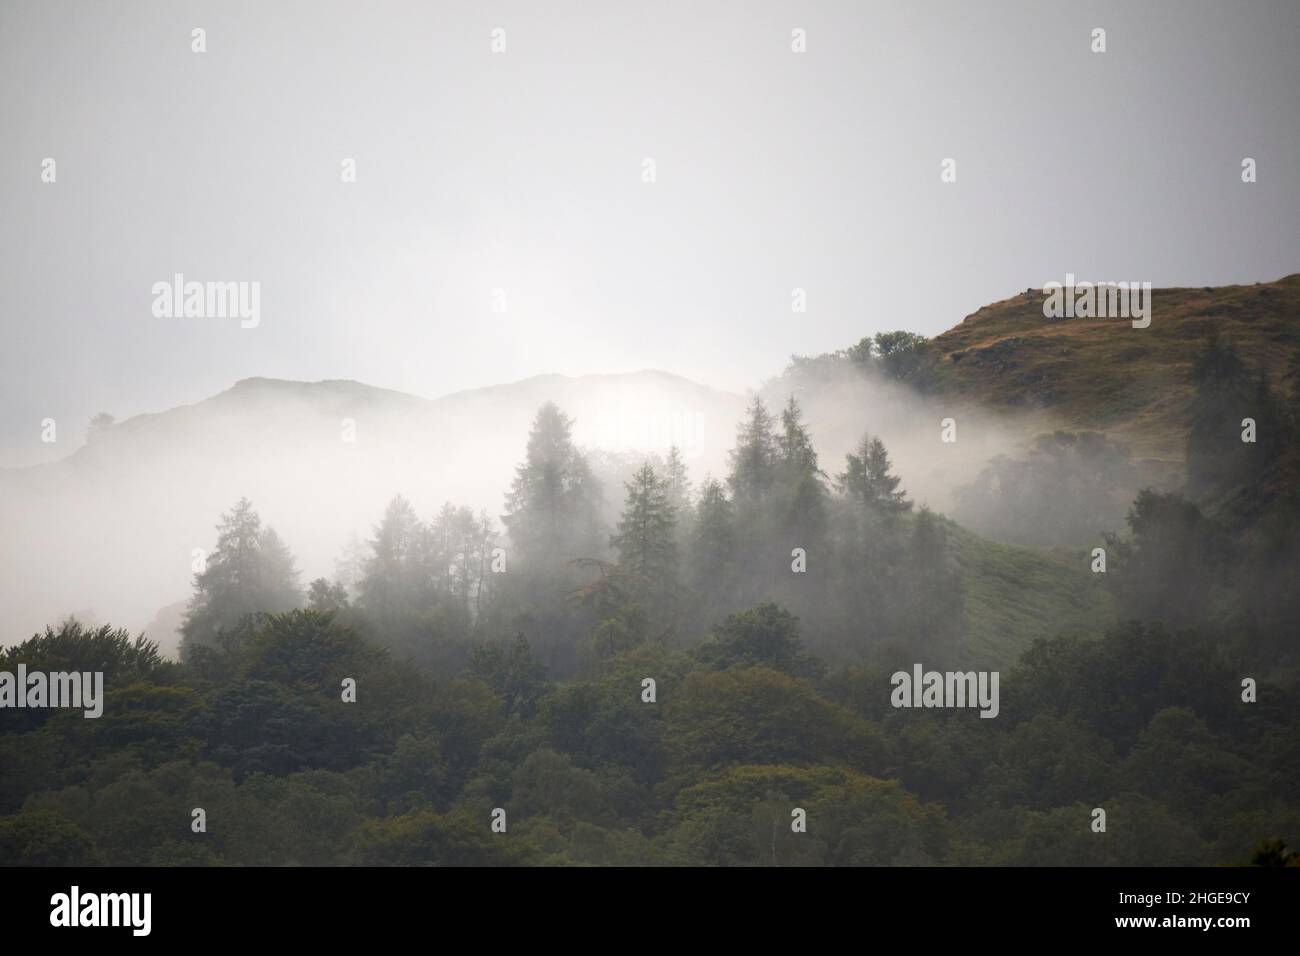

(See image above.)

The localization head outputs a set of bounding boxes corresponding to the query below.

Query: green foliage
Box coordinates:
[693,603,824,679]
[1103,490,1232,630]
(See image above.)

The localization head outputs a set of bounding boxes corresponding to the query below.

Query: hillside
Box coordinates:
[929,273,1300,462]
[948,521,1113,667]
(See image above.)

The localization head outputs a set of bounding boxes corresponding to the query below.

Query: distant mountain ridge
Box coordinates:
[0,369,748,641]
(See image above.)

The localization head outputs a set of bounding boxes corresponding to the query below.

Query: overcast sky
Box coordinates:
[2,0,1297,466]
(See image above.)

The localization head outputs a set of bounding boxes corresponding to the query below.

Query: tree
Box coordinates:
[358,495,426,618]
[662,445,694,539]
[895,508,963,651]
[308,578,350,612]
[429,502,493,629]
[181,498,302,656]
[567,558,649,659]
[610,462,678,599]
[688,477,735,606]
[727,397,777,502]
[838,433,910,514]
[86,412,115,442]
[776,396,820,480]
[872,331,931,385]
[1185,330,1253,496]
[1102,490,1228,629]
[693,602,824,679]
[467,633,547,718]
[502,402,604,563]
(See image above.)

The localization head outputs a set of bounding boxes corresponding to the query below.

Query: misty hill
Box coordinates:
[0,371,747,641]
[9,273,1291,662]
[929,273,1300,463]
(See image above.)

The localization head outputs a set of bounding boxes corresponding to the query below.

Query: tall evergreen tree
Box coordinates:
[610,463,678,596]
[502,402,604,563]
[689,477,736,605]
[727,397,777,502]
[358,495,426,618]
[181,498,301,656]
[774,396,829,540]
[663,445,693,514]
[838,433,911,514]
[776,396,820,479]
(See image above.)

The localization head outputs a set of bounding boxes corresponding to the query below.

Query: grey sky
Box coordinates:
[2,0,1297,466]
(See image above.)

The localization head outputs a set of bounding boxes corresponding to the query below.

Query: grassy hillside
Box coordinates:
[930,273,1300,462]
[946,518,1113,667]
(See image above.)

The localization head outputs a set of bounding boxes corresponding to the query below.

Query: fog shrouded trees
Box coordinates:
[428,503,496,634]
[1103,490,1230,632]
[180,498,302,658]
[503,402,604,564]
[720,396,830,604]
[838,432,911,516]
[359,495,427,621]
[1186,331,1256,498]
[355,496,499,671]
[609,462,679,631]
[9,368,1300,867]
[953,431,1136,547]
[689,478,736,617]
[308,578,350,612]
[775,396,830,548]
[500,402,606,672]
[662,444,694,545]
[727,398,778,504]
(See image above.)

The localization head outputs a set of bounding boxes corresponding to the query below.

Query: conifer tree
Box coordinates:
[838,433,911,514]
[689,477,736,602]
[610,462,678,593]
[358,495,426,618]
[727,397,777,502]
[502,402,604,563]
[181,498,302,655]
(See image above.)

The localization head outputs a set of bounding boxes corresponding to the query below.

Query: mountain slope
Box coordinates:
[929,273,1300,461]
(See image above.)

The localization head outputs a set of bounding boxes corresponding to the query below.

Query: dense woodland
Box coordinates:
[2,332,1298,866]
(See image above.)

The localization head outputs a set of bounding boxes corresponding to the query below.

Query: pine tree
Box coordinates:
[776,396,820,479]
[774,396,829,539]
[727,397,777,502]
[502,402,604,563]
[610,462,678,592]
[663,445,693,515]
[181,498,301,655]
[689,477,736,600]
[358,495,426,618]
[838,433,911,514]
